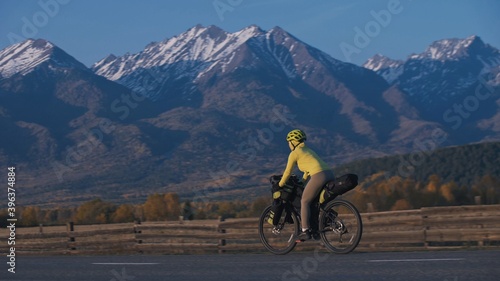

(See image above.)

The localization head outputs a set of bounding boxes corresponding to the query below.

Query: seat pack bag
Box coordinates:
[332,173,358,196]
[319,173,358,204]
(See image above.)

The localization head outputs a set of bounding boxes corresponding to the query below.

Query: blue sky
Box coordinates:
[1,0,499,67]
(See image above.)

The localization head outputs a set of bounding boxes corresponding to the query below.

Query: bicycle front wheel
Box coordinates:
[319,199,362,254]
[258,205,299,255]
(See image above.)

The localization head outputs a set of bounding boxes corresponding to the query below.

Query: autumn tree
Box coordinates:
[349,188,371,213]
[43,209,59,224]
[426,174,441,193]
[143,192,181,221]
[421,174,442,207]
[112,204,136,223]
[472,175,500,204]
[0,209,9,227]
[391,199,411,211]
[74,198,116,224]
[217,201,238,218]
[439,181,457,203]
[40,207,74,225]
[164,193,180,220]
[21,206,39,226]
[143,193,167,221]
[249,197,269,217]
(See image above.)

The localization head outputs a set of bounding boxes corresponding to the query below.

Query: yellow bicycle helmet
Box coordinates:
[286,129,307,142]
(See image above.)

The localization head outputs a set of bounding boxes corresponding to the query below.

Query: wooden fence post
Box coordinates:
[218,216,226,254]
[134,219,142,244]
[422,209,429,248]
[367,203,375,213]
[475,196,481,205]
[67,222,76,251]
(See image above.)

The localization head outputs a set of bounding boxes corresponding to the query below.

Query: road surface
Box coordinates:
[4,250,500,281]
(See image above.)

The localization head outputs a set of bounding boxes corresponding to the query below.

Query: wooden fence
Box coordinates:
[1,204,499,255]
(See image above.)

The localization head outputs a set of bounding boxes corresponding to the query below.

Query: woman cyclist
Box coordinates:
[278,129,335,241]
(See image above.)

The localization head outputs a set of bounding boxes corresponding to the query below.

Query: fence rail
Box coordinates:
[2,204,499,255]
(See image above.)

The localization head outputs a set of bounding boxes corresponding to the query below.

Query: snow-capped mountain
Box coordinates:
[94,25,403,145]
[0,25,406,206]
[409,35,500,63]
[0,38,88,79]
[92,25,282,100]
[92,25,275,100]
[92,25,358,101]
[363,54,404,84]
[364,36,500,109]
[93,25,264,79]
[1,26,499,206]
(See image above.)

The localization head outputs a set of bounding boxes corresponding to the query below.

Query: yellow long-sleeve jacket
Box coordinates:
[278,143,331,187]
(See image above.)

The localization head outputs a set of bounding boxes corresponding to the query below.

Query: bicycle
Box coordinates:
[258,174,362,255]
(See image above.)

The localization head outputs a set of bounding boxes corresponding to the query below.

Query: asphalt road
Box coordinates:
[3,250,500,281]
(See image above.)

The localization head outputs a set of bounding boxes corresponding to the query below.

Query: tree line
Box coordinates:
[335,141,500,188]
[347,173,499,213]
[1,173,498,227]
[0,193,270,227]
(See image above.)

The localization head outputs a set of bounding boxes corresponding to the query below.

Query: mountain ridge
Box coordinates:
[0,38,89,78]
[363,36,500,98]
[1,25,499,207]
[364,35,500,143]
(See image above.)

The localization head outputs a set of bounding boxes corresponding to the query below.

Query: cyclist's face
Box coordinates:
[288,141,298,151]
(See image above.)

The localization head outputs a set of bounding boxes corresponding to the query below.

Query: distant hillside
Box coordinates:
[335,141,500,187]
[1,27,499,207]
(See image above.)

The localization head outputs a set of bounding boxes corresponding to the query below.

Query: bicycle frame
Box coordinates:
[259,179,362,254]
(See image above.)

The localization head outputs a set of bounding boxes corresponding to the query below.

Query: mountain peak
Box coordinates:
[464,35,482,45]
[363,54,404,84]
[268,26,289,34]
[199,25,226,37]
[92,54,118,72]
[267,26,298,40]
[364,35,500,111]
[30,38,54,49]
[0,39,54,78]
[237,24,265,37]
[93,24,374,99]
[185,24,206,35]
[92,24,271,85]
[0,38,87,79]
[363,54,403,71]
[180,24,228,41]
[409,35,494,61]
[244,24,263,32]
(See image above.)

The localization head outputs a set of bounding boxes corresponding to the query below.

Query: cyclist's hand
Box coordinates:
[302,172,310,181]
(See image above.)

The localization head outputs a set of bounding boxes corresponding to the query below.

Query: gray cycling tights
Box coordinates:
[301,170,335,230]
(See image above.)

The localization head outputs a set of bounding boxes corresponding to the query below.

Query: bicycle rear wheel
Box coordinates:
[258,205,299,255]
[319,199,362,254]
